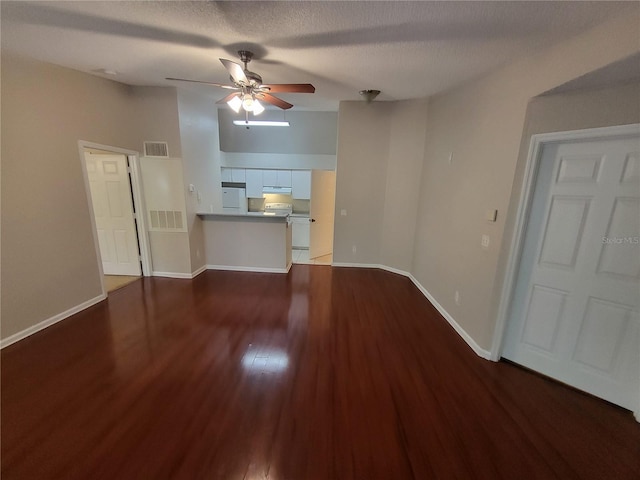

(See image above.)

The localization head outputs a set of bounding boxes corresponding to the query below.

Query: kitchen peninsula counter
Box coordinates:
[198,212,292,273]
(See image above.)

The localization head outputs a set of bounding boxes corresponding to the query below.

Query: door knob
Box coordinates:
[310,218,316,222]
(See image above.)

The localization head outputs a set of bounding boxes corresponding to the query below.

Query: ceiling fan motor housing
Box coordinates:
[236,50,263,86]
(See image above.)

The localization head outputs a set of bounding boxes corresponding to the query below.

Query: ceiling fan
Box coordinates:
[166,50,315,115]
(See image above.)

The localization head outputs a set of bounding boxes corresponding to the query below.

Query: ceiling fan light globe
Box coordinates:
[227,95,242,113]
[242,94,254,112]
[252,100,265,115]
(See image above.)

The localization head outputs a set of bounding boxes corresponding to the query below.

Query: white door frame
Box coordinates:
[78,141,153,293]
[490,123,640,418]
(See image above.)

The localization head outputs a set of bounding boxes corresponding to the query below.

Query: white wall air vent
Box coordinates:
[149,210,184,231]
[143,141,169,157]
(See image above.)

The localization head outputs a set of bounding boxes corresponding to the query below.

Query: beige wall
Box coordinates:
[1,54,182,340]
[334,102,392,264]
[381,100,429,272]
[412,11,640,351]
[333,100,428,272]
[177,89,223,273]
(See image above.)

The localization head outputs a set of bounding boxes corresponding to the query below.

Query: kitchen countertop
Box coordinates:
[197,211,290,221]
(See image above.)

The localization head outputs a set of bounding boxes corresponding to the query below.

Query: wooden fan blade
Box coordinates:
[256,93,293,110]
[165,77,238,89]
[220,58,248,84]
[261,84,315,93]
[216,92,240,105]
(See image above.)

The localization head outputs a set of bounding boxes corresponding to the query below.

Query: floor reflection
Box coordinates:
[241,344,289,374]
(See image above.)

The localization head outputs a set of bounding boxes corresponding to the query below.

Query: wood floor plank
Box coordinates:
[2,266,639,479]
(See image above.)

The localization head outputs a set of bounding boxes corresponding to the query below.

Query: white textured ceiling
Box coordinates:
[1,1,637,111]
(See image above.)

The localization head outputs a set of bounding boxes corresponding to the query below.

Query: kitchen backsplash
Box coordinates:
[248,194,310,214]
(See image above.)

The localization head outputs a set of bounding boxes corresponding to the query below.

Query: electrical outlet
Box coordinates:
[352,245,357,254]
[455,290,461,306]
[481,234,490,249]
[341,209,347,216]
[448,152,454,165]
[196,249,201,259]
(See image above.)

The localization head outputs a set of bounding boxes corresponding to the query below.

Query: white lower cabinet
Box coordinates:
[291,217,310,248]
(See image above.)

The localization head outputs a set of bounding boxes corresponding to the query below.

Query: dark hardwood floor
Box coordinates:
[2,266,639,479]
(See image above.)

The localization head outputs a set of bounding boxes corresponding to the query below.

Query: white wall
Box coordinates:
[177,89,223,273]
[220,152,336,171]
[218,109,338,171]
[202,217,291,272]
[219,109,337,154]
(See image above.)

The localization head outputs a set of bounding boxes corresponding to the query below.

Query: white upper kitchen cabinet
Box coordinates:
[261,169,277,187]
[245,169,263,198]
[221,168,246,183]
[292,170,311,199]
[276,170,292,187]
[262,169,292,187]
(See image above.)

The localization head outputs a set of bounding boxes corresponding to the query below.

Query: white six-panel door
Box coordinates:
[85,153,142,276]
[503,134,639,410]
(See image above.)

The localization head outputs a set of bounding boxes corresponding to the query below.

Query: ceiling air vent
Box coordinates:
[143,141,169,157]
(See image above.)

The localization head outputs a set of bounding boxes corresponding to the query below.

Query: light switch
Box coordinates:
[341,209,347,216]
[188,183,195,193]
[485,209,498,222]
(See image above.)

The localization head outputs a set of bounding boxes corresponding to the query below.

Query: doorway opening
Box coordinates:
[79,141,152,294]
[292,169,336,265]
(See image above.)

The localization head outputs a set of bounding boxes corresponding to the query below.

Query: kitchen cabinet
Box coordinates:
[291,216,310,248]
[262,169,292,187]
[221,168,246,183]
[292,170,311,199]
[276,170,292,187]
[245,169,263,198]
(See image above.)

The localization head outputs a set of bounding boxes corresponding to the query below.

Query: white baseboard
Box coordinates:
[332,262,492,360]
[407,273,492,360]
[332,262,381,269]
[206,264,290,274]
[1,294,106,349]
[153,266,208,279]
[152,271,194,279]
[191,265,207,278]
